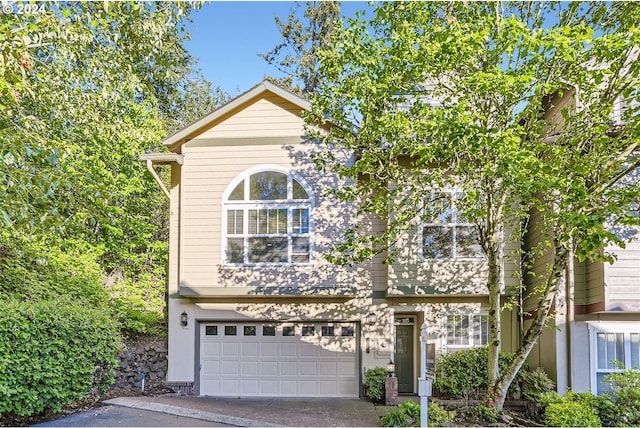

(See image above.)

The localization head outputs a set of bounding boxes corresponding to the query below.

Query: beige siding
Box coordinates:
[604,240,640,311]
[523,207,555,313]
[389,224,520,296]
[585,260,605,305]
[543,89,577,136]
[179,138,358,293]
[359,212,388,294]
[196,96,305,139]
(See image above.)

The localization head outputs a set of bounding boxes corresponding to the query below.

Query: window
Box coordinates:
[223,167,312,264]
[446,314,489,348]
[262,326,276,336]
[591,326,640,395]
[422,191,483,259]
[322,326,335,337]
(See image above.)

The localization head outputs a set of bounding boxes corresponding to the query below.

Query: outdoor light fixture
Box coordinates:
[367,312,376,326]
[386,360,395,377]
[180,311,188,327]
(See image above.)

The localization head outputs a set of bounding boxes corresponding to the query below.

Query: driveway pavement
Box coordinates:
[33,395,386,427]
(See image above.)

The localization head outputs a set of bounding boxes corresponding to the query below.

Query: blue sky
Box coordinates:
[185,1,370,96]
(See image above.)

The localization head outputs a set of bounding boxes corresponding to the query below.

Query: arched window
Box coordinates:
[223,166,313,264]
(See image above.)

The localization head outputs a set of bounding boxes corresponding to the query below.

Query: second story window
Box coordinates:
[422,191,483,260]
[223,167,312,265]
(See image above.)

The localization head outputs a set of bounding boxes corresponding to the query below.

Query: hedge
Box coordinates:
[0,300,122,418]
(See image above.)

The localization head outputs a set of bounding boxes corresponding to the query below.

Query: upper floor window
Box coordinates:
[223,166,312,265]
[422,191,483,260]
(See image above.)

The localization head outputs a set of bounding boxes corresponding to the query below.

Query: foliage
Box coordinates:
[601,368,640,426]
[537,390,620,427]
[0,231,107,307]
[365,367,388,403]
[545,400,602,427]
[261,1,341,94]
[380,401,454,427]
[307,0,640,410]
[433,347,525,401]
[0,300,122,419]
[0,1,225,338]
[380,408,410,427]
[521,367,556,402]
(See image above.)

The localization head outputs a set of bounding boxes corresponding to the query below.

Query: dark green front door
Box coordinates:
[395,324,414,393]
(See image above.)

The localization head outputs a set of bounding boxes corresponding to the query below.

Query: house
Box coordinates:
[140,81,521,397]
[524,88,640,395]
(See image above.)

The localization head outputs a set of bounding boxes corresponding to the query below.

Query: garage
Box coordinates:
[199,322,359,397]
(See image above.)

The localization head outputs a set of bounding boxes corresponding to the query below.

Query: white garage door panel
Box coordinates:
[200,322,359,397]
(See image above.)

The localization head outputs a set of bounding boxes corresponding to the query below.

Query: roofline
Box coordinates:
[162,80,311,149]
[139,152,184,165]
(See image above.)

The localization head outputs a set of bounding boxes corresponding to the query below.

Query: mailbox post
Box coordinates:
[419,323,436,427]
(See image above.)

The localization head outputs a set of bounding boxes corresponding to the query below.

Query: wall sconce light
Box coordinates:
[367,312,376,326]
[386,360,395,377]
[180,311,188,327]
[365,337,371,354]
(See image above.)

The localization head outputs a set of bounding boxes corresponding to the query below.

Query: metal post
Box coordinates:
[420,322,428,427]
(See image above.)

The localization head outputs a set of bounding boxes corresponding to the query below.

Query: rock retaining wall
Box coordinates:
[113,338,167,389]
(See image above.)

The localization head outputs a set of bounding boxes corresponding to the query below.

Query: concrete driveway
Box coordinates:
[32,395,384,427]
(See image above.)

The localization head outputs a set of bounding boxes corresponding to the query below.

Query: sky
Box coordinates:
[184,1,370,96]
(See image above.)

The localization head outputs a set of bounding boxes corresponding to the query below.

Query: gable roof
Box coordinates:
[163,80,311,152]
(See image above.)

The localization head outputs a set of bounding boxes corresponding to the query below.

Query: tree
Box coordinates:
[0,1,227,333]
[307,1,640,410]
[260,1,341,95]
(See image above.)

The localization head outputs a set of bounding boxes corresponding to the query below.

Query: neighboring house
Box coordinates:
[524,88,640,395]
[141,81,520,397]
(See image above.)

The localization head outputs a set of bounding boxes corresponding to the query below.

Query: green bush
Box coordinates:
[380,408,410,427]
[545,400,601,427]
[433,346,526,400]
[428,402,456,425]
[380,401,454,427]
[602,368,640,426]
[366,367,388,403]
[522,367,555,401]
[0,300,122,418]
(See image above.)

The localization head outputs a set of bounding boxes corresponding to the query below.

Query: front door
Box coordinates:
[394,324,414,393]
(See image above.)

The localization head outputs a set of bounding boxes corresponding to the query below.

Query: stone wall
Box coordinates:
[113,337,167,389]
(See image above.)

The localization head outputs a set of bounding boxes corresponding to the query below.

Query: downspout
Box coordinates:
[566,244,575,390]
[146,159,171,199]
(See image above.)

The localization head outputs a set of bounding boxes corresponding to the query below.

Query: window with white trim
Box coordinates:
[422,191,483,259]
[593,329,640,395]
[446,314,489,349]
[224,168,312,264]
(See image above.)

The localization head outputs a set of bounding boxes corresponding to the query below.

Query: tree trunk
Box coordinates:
[492,241,569,410]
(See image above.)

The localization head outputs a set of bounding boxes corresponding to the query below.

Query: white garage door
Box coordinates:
[199,322,359,397]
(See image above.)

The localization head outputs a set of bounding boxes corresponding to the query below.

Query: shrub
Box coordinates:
[433,346,526,401]
[602,368,640,426]
[545,400,601,427]
[380,401,454,427]
[0,300,122,419]
[365,367,388,403]
[428,402,456,425]
[522,367,555,402]
[380,409,410,427]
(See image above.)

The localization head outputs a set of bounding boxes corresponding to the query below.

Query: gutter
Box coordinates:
[139,153,184,199]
